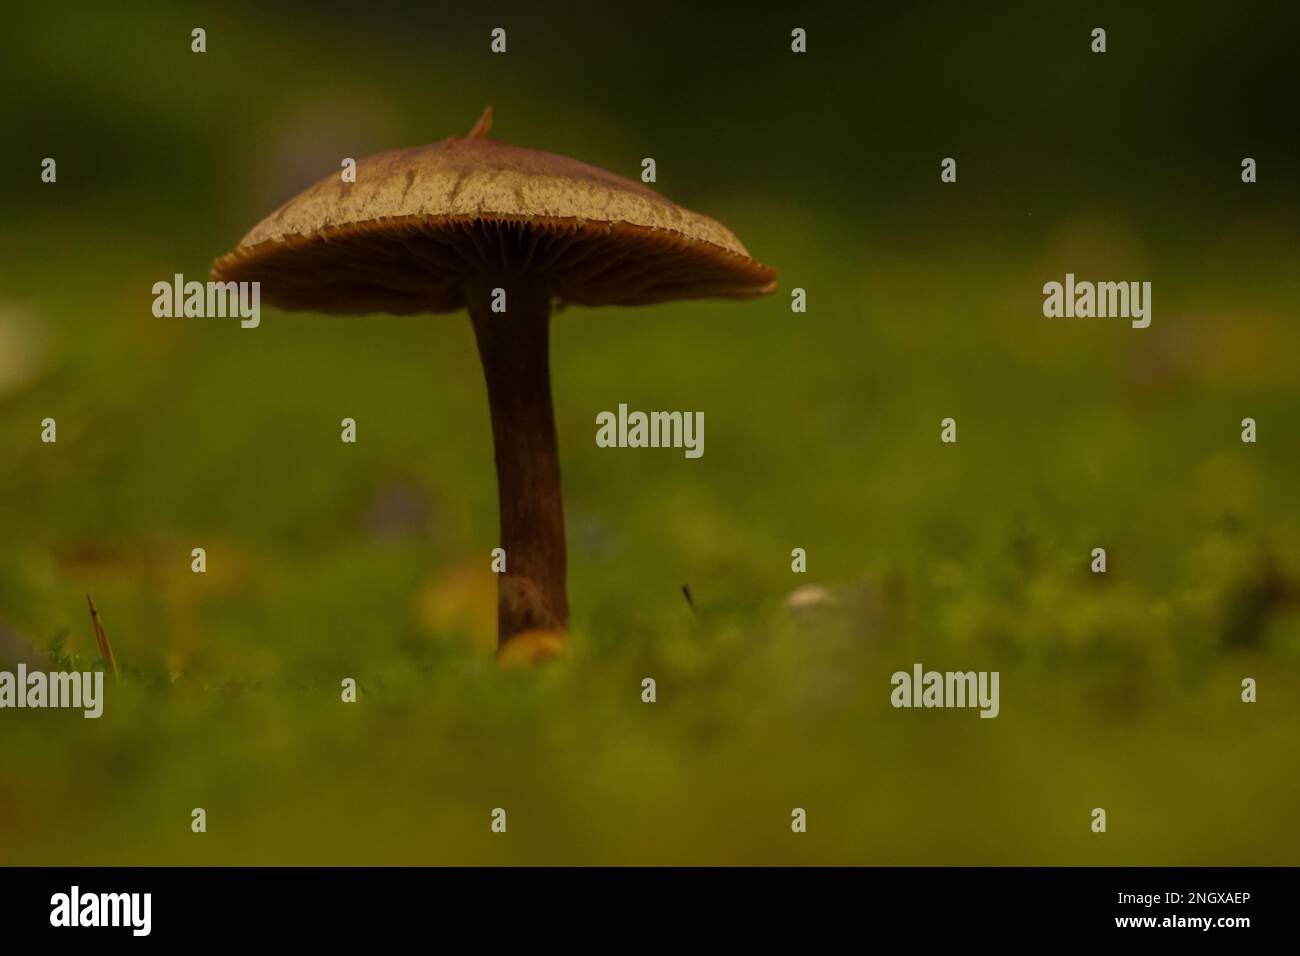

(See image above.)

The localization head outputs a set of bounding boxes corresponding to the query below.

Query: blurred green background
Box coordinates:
[1,1,1298,864]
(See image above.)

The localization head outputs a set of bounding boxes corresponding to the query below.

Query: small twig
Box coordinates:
[681,584,697,618]
[86,593,119,680]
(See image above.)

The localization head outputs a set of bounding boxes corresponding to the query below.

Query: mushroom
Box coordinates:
[212,107,776,658]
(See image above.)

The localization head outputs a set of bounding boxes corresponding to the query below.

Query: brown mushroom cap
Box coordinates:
[211,109,776,314]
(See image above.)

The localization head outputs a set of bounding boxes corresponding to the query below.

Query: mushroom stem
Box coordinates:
[467,272,570,652]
